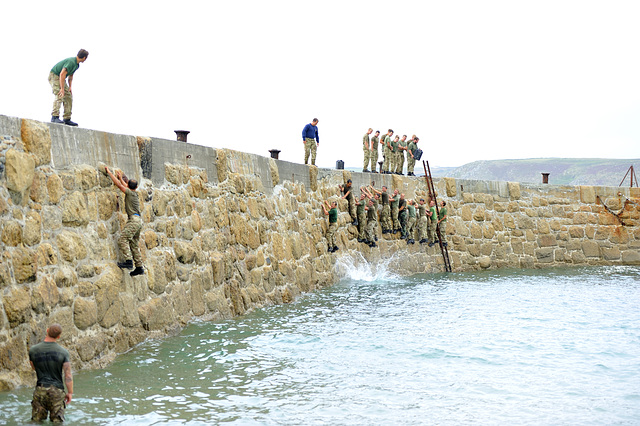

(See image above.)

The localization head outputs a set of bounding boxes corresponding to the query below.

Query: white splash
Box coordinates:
[334,251,401,282]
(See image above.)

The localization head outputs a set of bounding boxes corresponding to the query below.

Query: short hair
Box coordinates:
[128,179,138,190]
[415,137,419,141]
[442,201,447,206]
[368,128,373,131]
[388,129,394,133]
[375,130,380,134]
[48,324,62,338]
[420,198,425,202]
[78,49,89,59]
[312,118,319,123]
[403,135,407,138]
[382,185,387,190]
[347,179,352,184]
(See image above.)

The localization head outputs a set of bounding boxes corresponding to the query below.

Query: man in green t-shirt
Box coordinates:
[362,128,373,172]
[396,135,407,175]
[417,198,428,243]
[356,193,368,242]
[406,136,418,176]
[438,200,448,247]
[368,130,380,173]
[389,136,400,175]
[29,324,74,422]
[364,199,378,247]
[48,49,89,126]
[322,200,339,252]
[428,199,438,246]
[106,166,144,276]
[406,200,417,244]
[390,189,400,233]
[382,129,394,174]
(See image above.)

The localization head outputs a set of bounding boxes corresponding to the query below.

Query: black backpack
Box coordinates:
[413,148,423,161]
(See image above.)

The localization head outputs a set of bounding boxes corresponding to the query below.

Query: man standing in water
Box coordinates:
[49,49,89,126]
[29,324,73,423]
[302,118,319,165]
[106,167,144,276]
[322,200,339,252]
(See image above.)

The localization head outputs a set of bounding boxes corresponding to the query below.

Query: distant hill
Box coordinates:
[429,158,640,186]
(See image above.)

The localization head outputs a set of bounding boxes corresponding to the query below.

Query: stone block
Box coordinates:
[74,298,98,330]
[0,336,27,371]
[602,247,621,260]
[174,241,195,264]
[444,178,456,197]
[13,247,37,283]
[61,191,89,226]
[473,206,486,221]
[581,241,600,258]
[508,182,521,200]
[478,256,491,269]
[535,247,554,263]
[1,220,22,246]
[622,250,640,265]
[3,286,31,326]
[20,119,52,166]
[5,149,35,199]
[56,231,87,263]
[537,235,557,247]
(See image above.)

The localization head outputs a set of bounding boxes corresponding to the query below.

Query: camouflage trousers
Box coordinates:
[357,211,367,239]
[48,72,73,120]
[368,149,379,172]
[391,206,400,230]
[439,222,447,244]
[327,222,338,248]
[416,216,428,240]
[32,385,66,422]
[366,219,377,242]
[382,147,392,172]
[395,152,405,174]
[119,215,143,267]
[363,146,371,170]
[304,138,317,165]
[347,198,357,223]
[406,216,416,239]
[407,156,416,175]
[380,204,392,232]
[399,211,407,236]
[428,220,438,243]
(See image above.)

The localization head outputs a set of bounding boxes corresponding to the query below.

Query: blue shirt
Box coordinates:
[302,123,319,143]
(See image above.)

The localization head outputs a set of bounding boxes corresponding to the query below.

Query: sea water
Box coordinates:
[1,264,639,425]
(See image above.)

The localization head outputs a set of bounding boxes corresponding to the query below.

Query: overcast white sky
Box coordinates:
[3,1,640,168]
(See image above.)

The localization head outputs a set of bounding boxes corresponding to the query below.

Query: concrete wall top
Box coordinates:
[146,137,218,187]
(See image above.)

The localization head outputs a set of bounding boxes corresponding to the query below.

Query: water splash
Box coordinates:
[334,251,401,282]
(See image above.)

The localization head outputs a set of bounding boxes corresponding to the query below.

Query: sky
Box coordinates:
[2,0,640,168]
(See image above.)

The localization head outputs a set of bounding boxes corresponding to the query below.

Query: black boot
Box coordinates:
[328,246,334,253]
[51,116,64,124]
[353,220,358,227]
[333,246,339,252]
[63,119,78,126]
[117,259,133,269]
[130,267,144,276]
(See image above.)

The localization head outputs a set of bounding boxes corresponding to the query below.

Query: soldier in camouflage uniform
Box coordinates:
[369,185,392,234]
[364,199,378,247]
[322,200,339,252]
[368,130,380,172]
[407,136,418,176]
[396,135,407,175]
[417,198,428,243]
[382,129,394,173]
[406,199,417,244]
[29,324,73,423]
[389,135,400,174]
[362,128,373,172]
[356,193,368,242]
[427,199,438,246]
[390,189,401,233]
[339,179,358,226]
[106,166,144,276]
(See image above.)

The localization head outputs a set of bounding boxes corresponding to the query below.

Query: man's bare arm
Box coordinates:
[63,362,73,404]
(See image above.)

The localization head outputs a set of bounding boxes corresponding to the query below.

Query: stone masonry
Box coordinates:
[0,115,638,390]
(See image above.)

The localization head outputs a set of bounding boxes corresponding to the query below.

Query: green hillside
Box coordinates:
[430,158,639,186]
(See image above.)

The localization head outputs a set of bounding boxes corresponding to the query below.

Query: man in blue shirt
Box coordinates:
[302,118,319,165]
[49,49,89,126]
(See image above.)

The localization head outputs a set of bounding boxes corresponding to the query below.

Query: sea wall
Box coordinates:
[0,114,639,390]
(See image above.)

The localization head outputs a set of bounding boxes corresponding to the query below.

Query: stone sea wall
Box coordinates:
[0,114,639,390]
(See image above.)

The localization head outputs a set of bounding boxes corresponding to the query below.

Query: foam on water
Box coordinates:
[333,251,401,282]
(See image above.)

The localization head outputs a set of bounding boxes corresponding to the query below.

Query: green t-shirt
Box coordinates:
[51,57,80,77]
[390,140,399,153]
[418,204,426,217]
[408,204,416,218]
[29,341,70,390]
[438,207,447,222]
[399,140,407,152]
[367,204,376,221]
[329,208,338,223]
[381,192,389,204]
[342,185,354,201]
[125,188,141,218]
[390,194,400,209]
[407,141,417,156]
[371,136,379,150]
[363,134,370,148]
[384,135,392,150]
[430,206,438,222]
[356,199,366,214]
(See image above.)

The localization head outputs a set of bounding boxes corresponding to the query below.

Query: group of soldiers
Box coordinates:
[323,179,447,252]
[363,129,421,176]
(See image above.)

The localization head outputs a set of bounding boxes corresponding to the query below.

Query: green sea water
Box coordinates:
[1,265,639,425]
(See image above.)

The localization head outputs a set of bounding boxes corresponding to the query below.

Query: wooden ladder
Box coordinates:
[422,160,452,273]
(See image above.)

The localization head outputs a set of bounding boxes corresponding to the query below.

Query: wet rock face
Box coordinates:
[0,117,639,391]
